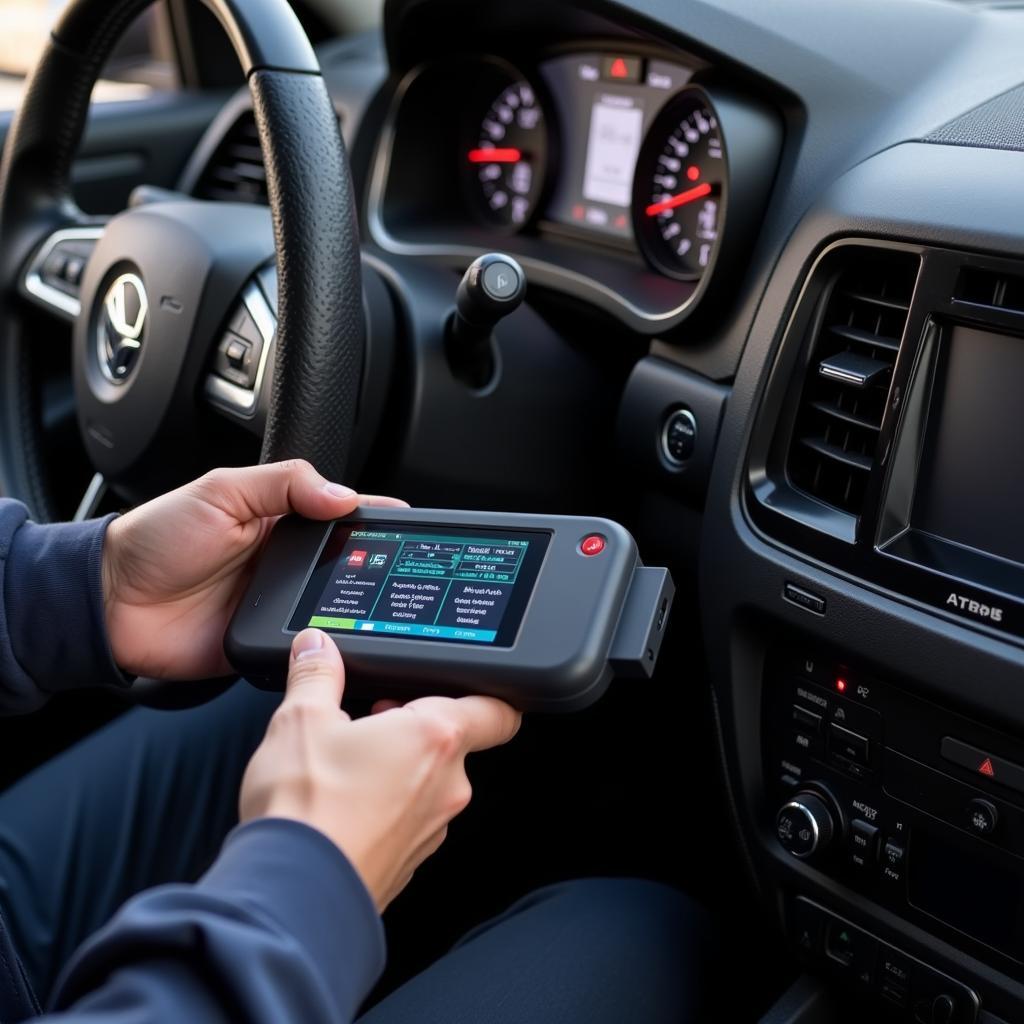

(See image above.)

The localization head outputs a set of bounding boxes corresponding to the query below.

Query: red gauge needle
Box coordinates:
[467,147,522,164]
[645,182,713,217]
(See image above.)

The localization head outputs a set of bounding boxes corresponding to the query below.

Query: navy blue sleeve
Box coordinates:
[45,818,386,1023]
[0,499,128,712]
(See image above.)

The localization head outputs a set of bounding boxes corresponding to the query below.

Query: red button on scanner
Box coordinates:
[580,534,606,556]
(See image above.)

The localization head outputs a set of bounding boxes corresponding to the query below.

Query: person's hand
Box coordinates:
[240,628,522,910]
[102,461,407,679]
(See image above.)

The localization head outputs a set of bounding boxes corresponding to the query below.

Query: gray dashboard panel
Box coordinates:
[701,140,1024,1015]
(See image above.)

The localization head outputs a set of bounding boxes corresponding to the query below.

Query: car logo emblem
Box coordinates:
[98,273,147,384]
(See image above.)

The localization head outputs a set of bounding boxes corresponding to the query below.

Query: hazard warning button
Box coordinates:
[941,736,1024,795]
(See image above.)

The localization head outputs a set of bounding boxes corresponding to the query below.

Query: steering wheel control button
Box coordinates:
[776,791,835,858]
[213,298,267,391]
[848,818,879,870]
[43,251,68,282]
[580,534,606,557]
[216,332,257,389]
[26,230,102,316]
[660,408,697,466]
[965,797,999,837]
[231,304,263,347]
[64,256,85,286]
[482,260,521,300]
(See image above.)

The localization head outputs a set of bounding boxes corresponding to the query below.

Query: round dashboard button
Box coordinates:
[661,408,697,467]
[966,797,999,836]
[580,534,606,556]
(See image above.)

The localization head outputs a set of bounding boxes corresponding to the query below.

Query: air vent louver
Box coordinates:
[786,249,919,517]
[955,266,1024,315]
[194,112,267,205]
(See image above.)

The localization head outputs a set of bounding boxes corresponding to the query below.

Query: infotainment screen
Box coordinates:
[912,325,1024,566]
[288,523,550,646]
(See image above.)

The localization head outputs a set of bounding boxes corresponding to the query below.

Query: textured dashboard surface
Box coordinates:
[924,83,1024,152]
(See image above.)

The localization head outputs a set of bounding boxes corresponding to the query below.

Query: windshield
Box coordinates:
[0,0,176,112]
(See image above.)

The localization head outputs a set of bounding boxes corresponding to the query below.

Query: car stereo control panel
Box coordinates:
[763,644,1024,1020]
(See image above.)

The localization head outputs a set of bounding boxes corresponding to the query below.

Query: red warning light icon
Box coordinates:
[978,757,995,778]
[609,57,629,79]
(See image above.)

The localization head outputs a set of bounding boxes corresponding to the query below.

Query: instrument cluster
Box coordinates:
[463,53,726,283]
[368,47,779,329]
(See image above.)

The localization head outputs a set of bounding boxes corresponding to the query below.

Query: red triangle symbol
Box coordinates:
[979,757,995,777]
[610,58,629,78]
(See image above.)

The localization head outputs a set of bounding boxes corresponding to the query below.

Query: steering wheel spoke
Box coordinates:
[22,225,104,321]
[73,471,108,522]
[204,278,277,430]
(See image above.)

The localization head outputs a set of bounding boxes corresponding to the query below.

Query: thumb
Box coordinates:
[284,629,347,709]
[198,461,360,523]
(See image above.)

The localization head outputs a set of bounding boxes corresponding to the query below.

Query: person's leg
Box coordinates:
[0,681,280,1001]
[358,878,719,1024]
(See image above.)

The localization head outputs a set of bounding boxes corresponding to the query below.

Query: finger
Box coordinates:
[359,495,411,509]
[284,629,346,708]
[197,461,361,523]
[404,695,522,753]
[371,698,404,715]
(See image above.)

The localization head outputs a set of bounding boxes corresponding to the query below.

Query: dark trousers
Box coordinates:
[0,684,714,1022]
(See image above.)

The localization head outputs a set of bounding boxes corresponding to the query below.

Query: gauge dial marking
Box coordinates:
[465,78,547,228]
[632,87,726,281]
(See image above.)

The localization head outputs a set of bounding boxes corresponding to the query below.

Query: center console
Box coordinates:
[706,209,1024,1024]
[763,641,1024,1019]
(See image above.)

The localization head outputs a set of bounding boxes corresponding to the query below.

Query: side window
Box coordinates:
[0,1,179,113]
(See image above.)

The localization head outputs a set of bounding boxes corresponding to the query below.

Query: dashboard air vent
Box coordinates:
[194,112,267,205]
[955,266,1024,315]
[786,249,919,517]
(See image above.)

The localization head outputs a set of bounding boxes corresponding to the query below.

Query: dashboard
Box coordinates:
[174,0,1024,1021]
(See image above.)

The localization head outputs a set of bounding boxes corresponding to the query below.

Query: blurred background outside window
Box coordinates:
[0,1,178,111]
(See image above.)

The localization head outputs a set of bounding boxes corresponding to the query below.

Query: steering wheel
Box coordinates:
[0,0,364,522]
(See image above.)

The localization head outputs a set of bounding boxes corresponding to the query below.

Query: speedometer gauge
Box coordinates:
[632,87,726,281]
[465,79,548,228]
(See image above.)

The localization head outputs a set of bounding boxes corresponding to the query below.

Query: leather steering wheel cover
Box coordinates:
[0,0,362,515]
[251,71,364,480]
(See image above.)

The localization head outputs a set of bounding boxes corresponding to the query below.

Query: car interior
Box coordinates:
[2,0,1024,1020]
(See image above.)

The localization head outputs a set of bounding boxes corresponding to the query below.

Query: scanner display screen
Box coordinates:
[289,522,550,646]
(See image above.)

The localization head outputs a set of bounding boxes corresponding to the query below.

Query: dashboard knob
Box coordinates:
[447,253,526,388]
[456,252,526,326]
[776,791,836,858]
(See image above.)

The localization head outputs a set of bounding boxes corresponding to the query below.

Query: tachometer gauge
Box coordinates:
[465,79,548,228]
[632,87,726,281]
